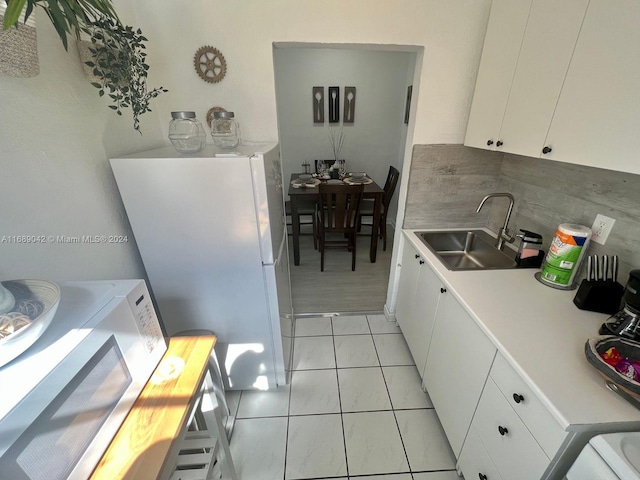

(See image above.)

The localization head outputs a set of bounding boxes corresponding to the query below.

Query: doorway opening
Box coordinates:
[273,42,421,314]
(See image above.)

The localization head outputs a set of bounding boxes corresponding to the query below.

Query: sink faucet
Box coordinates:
[476,193,515,251]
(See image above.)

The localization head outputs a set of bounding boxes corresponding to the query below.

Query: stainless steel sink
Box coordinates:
[417,230,517,271]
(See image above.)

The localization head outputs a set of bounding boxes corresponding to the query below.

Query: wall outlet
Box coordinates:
[591,214,616,245]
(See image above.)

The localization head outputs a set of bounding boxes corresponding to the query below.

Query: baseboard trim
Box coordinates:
[383,303,396,323]
[293,310,384,318]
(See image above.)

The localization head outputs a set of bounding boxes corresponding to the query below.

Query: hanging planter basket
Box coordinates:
[76,38,100,83]
[0,3,39,78]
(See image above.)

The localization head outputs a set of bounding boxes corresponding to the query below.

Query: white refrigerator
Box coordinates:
[110,143,293,390]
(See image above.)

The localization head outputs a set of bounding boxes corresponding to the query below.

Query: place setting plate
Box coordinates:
[291,174,321,187]
[344,172,372,185]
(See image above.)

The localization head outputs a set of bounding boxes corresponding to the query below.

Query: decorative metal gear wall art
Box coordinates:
[194,46,227,83]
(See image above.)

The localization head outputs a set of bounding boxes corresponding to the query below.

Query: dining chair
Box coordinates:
[315,183,364,272]
[357,165,400,251]
[285,199,317,238]
[315,159,336,174]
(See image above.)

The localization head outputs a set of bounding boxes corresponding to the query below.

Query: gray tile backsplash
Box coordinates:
[404,145,640,283]
[403,145,502,229]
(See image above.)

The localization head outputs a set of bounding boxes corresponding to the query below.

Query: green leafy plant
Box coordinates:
[2,0,116,50]
[83,16,167,132]
[2,0,167,132]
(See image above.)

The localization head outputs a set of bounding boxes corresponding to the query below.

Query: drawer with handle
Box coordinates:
[490,353,566,457]
[458,425,503,480]
[472,377,550,480]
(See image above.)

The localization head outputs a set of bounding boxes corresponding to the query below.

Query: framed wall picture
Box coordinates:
[404,85,413,124]
[313,86,324,124]
[328,86,340,123]
[343,86,356,124]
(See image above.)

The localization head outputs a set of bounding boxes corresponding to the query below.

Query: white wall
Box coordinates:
[133,0,492,145]
[273,46,413,222]
[0,6,165,282]
[0,0,492,282]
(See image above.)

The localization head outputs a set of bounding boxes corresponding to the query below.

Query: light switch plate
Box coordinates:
[591,214,615,245]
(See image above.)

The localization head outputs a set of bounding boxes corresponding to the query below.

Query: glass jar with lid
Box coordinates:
[211,111,240,149]
[168,111,206,154]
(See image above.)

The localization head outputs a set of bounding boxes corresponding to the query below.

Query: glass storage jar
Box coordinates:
[168,111,206,154]
[211,111,240,149]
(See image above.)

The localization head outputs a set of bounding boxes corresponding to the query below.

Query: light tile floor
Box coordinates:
[227,313,460,480]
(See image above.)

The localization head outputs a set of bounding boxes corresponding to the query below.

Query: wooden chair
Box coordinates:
[357,165,400,251]
[315,159,336,173]
[315,183,364,271]
[285,199,316,237]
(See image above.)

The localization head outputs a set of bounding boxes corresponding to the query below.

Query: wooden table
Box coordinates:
[288,174,384,266]
[90,335,216,480]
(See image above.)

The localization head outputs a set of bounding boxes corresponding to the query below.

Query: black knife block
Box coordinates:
[573,280,624,314]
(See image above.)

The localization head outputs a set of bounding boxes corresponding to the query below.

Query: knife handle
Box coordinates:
[587,256,592,282]
[613,255,619,283]
[603,255,609,281]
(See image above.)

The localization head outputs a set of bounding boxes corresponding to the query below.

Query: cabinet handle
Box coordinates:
[486,140,494,146]
[479,474,488,480]
[440,287,447,294]
[419,260,425,265]
[542,146,552,154]
[496,140,503,147]
[513,393,524,404]
[498,425,509,436]
[415,254,420,259]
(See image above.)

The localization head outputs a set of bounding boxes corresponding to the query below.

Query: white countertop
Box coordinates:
[403,229,640,432]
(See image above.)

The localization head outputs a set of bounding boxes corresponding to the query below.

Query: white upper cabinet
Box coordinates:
[465,0,589,157]
[499,0,589,157]
[464,0,532,151]
[543,0,640,175]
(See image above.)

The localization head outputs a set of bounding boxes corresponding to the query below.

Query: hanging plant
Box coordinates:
[2,0,167,133]
[2,0,117,50]
[82,16,167,132]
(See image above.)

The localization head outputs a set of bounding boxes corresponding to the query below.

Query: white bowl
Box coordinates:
[350,172,366,179]
[0,280,61,367]
[298,174,312,181]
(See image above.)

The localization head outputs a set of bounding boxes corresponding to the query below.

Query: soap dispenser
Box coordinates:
[515,229,545,268]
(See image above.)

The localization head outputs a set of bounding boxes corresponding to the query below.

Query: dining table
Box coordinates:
[287,173,384,266]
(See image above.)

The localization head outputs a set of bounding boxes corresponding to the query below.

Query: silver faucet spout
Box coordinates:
[475,193,515,251]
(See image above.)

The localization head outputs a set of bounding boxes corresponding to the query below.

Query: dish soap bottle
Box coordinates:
[168,111,206,154]
[211,111,240,149]
[515,229,544,268]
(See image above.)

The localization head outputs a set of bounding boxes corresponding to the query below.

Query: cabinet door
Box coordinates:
[395,242,421,333]
[499,0,589,157]
[395,242,441,378]
[473,378,550,480]
[423,290,497,458]
[464,0,532,150]
[458,426,504,480]
[544,0,640,175]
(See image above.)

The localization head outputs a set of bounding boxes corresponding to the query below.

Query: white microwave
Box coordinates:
[0,279,167,480]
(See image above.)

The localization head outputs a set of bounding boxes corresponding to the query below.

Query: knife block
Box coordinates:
[573,280,624,314]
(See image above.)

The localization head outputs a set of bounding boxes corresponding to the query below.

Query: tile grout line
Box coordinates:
[369,316,415,479]
[331,314,350,479]
[283,327,296,480]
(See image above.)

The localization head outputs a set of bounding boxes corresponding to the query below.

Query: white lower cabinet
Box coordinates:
[458,426,503,480]
[395,240,442,378]
[472,378,550,480]
[459,352,567,480]
[423,288,497,458]
[490,353,566,458]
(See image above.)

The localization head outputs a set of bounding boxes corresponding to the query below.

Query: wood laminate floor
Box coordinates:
[288,225,394,314]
